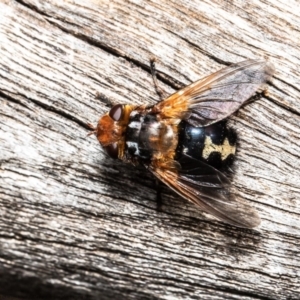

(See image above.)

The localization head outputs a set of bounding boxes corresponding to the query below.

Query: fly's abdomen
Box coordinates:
[176,120,237,171]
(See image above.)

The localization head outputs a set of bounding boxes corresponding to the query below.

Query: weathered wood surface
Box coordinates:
[0,0,299,299]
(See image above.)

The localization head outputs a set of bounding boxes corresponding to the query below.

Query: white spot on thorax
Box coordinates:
[128,121,141,129]
[126,141,140,155]
[130,110,138,117]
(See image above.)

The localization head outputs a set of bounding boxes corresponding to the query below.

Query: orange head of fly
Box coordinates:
[96,104,135,159]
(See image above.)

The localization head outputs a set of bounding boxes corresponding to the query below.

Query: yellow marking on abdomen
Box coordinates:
[202,136,236,160]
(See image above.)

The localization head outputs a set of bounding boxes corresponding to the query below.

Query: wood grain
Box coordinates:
[0,0,299,299]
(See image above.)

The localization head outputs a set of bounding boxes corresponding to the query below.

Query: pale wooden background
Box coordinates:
[0,0,299,299]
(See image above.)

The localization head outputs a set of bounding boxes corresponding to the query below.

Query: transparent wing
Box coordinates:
[156,59,275,126]
[149,155,261,228]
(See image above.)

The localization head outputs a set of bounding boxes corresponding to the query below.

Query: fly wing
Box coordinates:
[149,155,261,228]
[156,59,275,126]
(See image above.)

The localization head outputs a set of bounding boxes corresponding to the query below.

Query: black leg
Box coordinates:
[155,179,163,212]
[95,92,115,107]
[244,90,266,106]
[150,58,167,101]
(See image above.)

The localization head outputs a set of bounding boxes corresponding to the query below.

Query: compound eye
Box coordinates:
[104,142,118,159]
[109,104,123,121]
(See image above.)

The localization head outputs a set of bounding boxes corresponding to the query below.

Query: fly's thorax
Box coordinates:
[124,110,178,162]
[176,120,237,171]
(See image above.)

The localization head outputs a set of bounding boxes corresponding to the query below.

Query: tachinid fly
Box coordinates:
[89,59,275,228]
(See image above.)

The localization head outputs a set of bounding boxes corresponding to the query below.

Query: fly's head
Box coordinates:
[96,104,135,159]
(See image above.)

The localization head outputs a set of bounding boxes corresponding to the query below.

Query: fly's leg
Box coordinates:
[155,179,163,212]
[96,92,116,107]
[150,58,168,101]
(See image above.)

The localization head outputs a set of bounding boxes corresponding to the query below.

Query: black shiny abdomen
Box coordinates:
[175,120,237,171]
